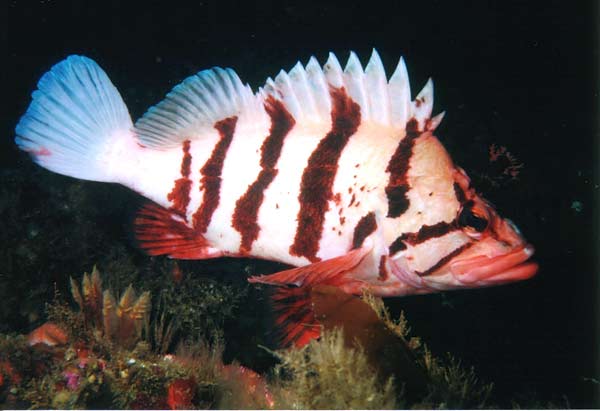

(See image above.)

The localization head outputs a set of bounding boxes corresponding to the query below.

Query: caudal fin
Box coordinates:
[15,55,134,183]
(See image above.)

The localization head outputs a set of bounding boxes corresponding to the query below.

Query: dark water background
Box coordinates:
[2,0,598,407]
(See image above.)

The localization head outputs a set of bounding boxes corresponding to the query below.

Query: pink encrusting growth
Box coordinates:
[15,51,538,348]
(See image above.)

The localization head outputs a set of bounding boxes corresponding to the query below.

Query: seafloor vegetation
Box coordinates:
[0,265,495,409]
[0,264,564,409]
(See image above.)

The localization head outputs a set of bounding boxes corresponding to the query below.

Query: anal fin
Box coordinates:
[249,244,372,347]
[134,203,222,259]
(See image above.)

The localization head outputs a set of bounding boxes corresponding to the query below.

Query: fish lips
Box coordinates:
[449,244,538,285]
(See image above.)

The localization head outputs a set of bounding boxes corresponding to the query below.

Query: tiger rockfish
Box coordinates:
[15,50,538,346]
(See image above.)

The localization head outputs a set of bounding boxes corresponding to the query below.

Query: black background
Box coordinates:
[3,0,598,407]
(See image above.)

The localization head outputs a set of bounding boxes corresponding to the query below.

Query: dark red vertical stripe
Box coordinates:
[385,118,421,217]
[232,97,296,253]
[192,116,238,233]
[351,212,377,249]
[167,139,192,219]
[289,87,361,262]
[378,255,389,281]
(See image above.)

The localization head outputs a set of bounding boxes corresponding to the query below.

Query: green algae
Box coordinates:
[270,328,398,409]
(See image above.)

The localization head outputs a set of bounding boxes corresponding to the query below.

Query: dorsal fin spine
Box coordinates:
[289,61,318,121]
[364,49,390,125]
[305,56,331,121]
[413,78,434,129]
[344,51,369,119]
[274,69,301,120]
[388,56,411,129]
[324,52,344,88]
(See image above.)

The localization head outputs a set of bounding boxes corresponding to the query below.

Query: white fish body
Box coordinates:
[15,50,537,346]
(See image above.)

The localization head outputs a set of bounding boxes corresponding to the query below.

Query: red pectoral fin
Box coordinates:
[134,203,222,260]
[270,286,322,347]
[249,244,372,287]
[249,244,372,347]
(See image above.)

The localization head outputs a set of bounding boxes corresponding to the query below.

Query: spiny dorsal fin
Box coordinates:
[261,49,444,132]
[135,67,265,148]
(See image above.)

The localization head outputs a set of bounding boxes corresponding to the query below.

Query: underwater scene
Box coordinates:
[2,1,598,409]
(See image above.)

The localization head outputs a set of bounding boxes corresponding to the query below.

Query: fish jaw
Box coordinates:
[448,244,538,285]
[384,244,538,294]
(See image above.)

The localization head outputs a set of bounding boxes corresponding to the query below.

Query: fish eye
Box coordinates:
[458,201,489,232]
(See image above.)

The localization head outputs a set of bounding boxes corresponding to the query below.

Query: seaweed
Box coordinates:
[270,328,398,409]
[0,266,565,409]
[267,290,501,409]
[0,267,271,409]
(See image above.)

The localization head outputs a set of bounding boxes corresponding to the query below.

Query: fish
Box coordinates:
[15,50,538,347]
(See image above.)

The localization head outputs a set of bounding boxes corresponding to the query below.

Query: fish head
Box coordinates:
[442,167,538,286]
[386,138,538,294]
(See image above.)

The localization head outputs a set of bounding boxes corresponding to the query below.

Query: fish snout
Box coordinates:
[449,244,538,285]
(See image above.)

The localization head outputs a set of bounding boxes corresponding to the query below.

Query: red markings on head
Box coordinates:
[399,221,457,246]
[352,212,377,249]
[389,236,407,255]
[388,220,460,257]
[416,243,473,277]
[385,118,421,218]
[378,255,389,281]
[193,117,238,233]
[232,97,295,253]
[167,140,192,218]
[289,87,361,262]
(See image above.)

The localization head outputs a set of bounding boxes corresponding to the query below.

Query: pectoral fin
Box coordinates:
[249,243,372,347]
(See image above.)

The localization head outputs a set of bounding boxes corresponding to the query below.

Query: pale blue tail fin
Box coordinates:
[15,55,134,182]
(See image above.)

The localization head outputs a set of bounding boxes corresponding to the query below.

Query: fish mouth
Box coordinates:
[449,244,538,285]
